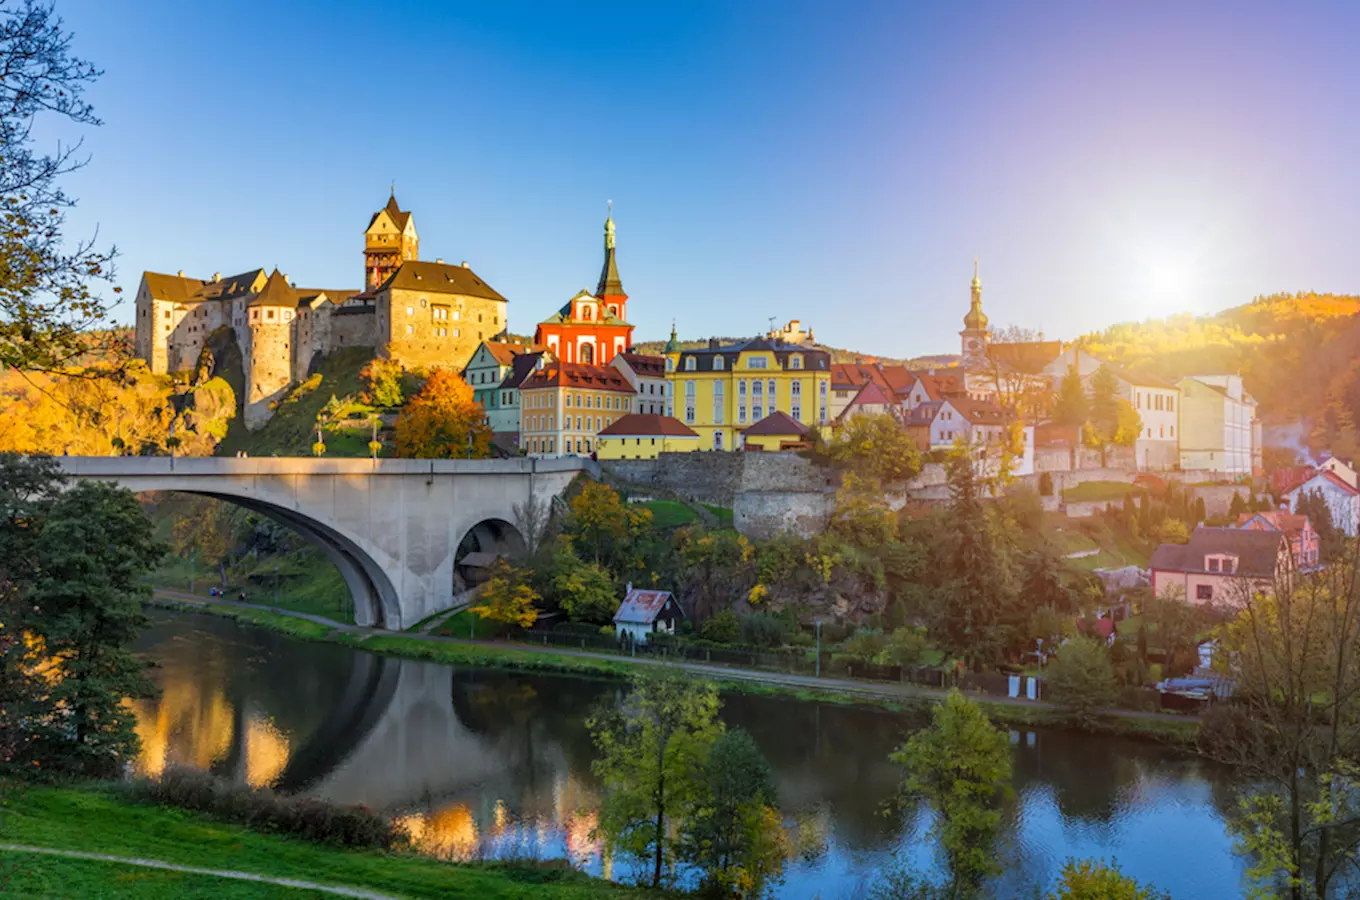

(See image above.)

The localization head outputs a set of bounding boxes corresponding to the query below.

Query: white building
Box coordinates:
[610,352,669,416]
[1177,374,1257,475]
[1100,367,1181,471]
[929,397,1035,476]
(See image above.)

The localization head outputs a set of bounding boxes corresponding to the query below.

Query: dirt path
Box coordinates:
[151,588,1193,725]
[0,843,401,899]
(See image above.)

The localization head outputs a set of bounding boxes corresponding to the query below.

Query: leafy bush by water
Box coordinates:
[127,766,405,850]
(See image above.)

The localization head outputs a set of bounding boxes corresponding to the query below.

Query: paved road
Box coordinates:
[151,588,1194,725]
[0,844,400,899]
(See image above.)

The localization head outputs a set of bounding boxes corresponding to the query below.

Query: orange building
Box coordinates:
[534,213,634,365]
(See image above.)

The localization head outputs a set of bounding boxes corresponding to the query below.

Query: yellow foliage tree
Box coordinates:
[392,369,492,459]
[470,560,540,632]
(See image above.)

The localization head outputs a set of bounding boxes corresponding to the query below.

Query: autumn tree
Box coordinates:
[891,690,1013,897]
[816,412,922,484]
[564,481,652,577]
[1084,367,1141,465]
[470,559,540,632]
[1045,860,1170,900]
[549,546,618,625]
[393,369,492,458]
[22,481,165,775]
[590,672,724,888]
[1,1,121,372]
[359,357,405,407]
[1199,556,1360,900]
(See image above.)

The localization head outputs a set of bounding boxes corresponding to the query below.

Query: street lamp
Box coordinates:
[815,620,823,678]
[273,565,280,608]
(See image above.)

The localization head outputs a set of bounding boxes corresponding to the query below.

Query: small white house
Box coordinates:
[1285,470,1360,537]
[613,588,685,644]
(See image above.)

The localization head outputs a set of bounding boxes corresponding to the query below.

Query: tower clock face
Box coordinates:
[968,339,980,350]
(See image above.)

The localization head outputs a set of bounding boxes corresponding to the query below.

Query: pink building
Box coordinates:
[1235,510,1320,570]
[1150,526,1288,606]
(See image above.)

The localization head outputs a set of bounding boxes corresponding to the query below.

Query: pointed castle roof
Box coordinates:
[248,269,297,309]
[368,190,413,232]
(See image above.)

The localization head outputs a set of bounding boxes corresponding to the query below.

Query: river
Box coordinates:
[130,610,1247,898]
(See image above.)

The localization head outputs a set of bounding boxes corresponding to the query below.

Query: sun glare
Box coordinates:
[1141,261,1195,319]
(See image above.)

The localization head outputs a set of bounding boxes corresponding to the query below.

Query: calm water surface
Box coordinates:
[131,611,1247,898]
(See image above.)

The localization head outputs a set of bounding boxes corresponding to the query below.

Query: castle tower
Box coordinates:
[596,208,627,320]
[244,269,298,429]
[364,191,418,290]
[960,257,989,360]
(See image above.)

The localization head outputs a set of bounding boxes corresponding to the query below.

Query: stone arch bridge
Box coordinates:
[59,456,592,630]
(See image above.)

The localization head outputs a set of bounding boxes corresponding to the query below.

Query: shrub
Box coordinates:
[1045,635,1119,728]
[128,767,403,850]
[840,627,887,663]
[740,612,789,648]
[880,625,931,666]
[700,610,740,644]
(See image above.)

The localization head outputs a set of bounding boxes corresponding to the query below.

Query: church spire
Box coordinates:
[596,203,626,300]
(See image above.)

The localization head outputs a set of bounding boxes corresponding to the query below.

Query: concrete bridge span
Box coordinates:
[58,456,593,630]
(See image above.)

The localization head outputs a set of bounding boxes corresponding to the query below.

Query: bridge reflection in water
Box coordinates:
[131,609,1248,899]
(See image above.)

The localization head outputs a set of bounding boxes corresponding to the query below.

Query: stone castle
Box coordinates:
[134,193,510,428]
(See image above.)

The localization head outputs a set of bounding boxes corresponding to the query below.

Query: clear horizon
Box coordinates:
[47,0,1360,357]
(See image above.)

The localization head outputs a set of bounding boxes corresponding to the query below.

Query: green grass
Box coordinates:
[637,500,699,529]
[156,548,353,624]
[702,505,734,526]
[216,347,376,458]
[0,853,330,898]
[0,786,658,899]
[1061,480,1143,503]
[357,635,635,677]
[434,610,501,639]
[150,597,338,641]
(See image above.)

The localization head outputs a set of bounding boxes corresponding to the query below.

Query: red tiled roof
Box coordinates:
[521,362,636,393]
[482,340,540,366]
[946,396,1011,425]
[845,382,892,408]
[617,352,666,376]
[1235,511,1314,538]
[742,410,810,437]
[598,414,698,438]
[910,370,966,401]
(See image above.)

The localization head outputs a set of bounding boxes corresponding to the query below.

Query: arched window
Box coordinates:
[580,343,594,364]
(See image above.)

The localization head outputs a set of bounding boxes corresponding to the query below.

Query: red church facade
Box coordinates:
[534,213,634,365]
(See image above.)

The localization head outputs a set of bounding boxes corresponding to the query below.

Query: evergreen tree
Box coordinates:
[1045,635,1119,728]
[24,481,165,775]
[1052,366,1089,428]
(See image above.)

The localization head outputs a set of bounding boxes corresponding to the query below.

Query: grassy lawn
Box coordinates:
[0,786,656,899]
[1061,480,1142,503]
[156,550,353,624]
[0,853,329,898]
[1049,526,1100,556]
[358,635,635,678]
[637,499,699,529]
[433,609,501,639]
[702,505,735,526]
[151,597,338,641]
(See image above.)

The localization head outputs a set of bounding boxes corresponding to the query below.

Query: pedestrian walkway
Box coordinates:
[151,588,1193,725]
[0,844,401,899]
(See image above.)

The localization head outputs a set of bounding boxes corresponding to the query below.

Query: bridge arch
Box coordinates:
[454,517,526,591]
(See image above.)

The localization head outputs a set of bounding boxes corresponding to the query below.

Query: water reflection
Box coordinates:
[132,610,1247,898]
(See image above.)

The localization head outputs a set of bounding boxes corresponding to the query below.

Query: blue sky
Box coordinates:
[50,0,1360,357]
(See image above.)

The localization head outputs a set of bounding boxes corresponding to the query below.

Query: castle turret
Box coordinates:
[244,269,297,429]
[365,190,418,290]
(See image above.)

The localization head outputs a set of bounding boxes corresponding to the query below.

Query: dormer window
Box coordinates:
[714,355,724,370]
[791,355,803,369]
[685,357,696,371]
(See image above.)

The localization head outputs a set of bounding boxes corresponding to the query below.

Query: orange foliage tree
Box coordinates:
[392,369,493,459]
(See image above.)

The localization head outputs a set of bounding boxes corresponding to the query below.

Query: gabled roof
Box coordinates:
[904,401,941,427]
[845,382,893,409]
[202,269,268,302]
[598,414,699,438]
[295,288,356,309]
[247,269,296,308]
[539,290,630,327]
[1150,526,1285,578]
[499,351,547,391]
[142,271,206,304]
[1235,511,1314,538]
[521,361,636,393]
[476,340,538,367]
[615,352,666,377]
[910,370,965,401]
[368,192,412,232]
[1285,469,1360,496]
[614,589,680,625]
[742,410,810,437]
[377,261,505,302]
[1100,365,1178,391]
[945,396,1011,425]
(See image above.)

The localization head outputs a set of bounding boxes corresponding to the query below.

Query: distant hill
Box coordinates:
[630,336,945,369]
[1076,291,1360,457]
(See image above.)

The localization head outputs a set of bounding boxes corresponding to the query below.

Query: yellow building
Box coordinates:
[741,410,811,451]
[597,414,700,460]
[520,361,636,457]
[664,334,831,451]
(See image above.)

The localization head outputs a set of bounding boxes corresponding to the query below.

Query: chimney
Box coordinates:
[176,270,184,277]
[708,337,720,349]
[461,261,470,269]
[212,272,221,282]
[436,258,444,264]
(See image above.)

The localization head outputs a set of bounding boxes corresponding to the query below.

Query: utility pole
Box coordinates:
[274,565,279,608]
[815,620,823,678]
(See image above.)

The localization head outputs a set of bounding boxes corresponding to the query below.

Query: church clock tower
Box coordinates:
[960,257,989,361]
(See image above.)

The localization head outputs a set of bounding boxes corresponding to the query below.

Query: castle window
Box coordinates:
[791,355,802,369]
[406,307,414,316]
[685,357,696,371]
[748,356,768,370]
[407,325,414,334]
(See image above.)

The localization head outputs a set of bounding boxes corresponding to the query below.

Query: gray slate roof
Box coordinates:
[1149,526,1284,578]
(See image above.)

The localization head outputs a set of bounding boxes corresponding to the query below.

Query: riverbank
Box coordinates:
[148,589,1200,744]
[0,784,656,899]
